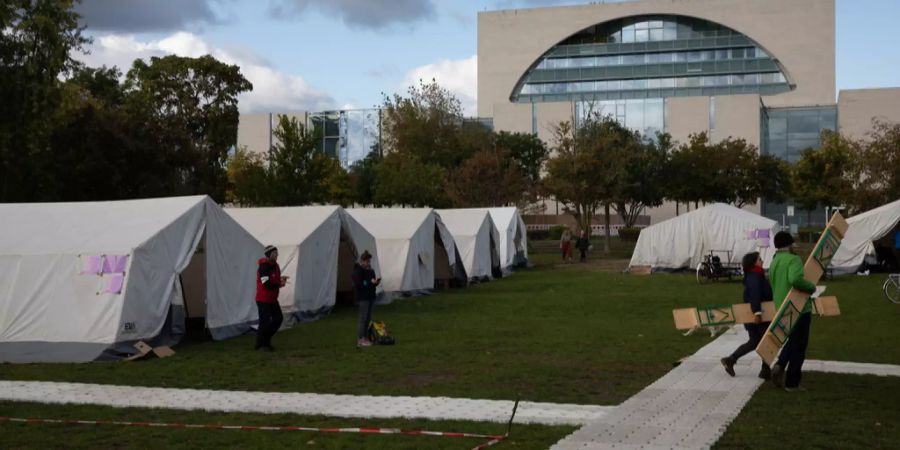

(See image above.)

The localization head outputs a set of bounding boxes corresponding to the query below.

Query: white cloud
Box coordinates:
[402,55,478,116]
[75,32,335,113]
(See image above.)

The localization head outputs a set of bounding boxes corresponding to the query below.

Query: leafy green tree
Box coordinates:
[544,117,633,254]
[380,79,470,169]
[849,120,900,212]
[349,151,383,206]
[0,0,88,201]
[447,148,527,208]
[494,131,549,184]
[226,147,270,206]
[267,115,349,206]
[373,153,449,208]
[614,132,672,228]
[124,54,252,201]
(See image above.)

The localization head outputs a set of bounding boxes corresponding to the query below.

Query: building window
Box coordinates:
[575,98,666,139]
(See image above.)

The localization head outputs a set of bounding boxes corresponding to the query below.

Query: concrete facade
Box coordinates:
[838,88,900,140]
[237,112,308,156]
[477,0,835,118]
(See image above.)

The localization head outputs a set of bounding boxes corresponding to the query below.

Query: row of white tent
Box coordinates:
[628,200,900,274]
[0,196,528,363]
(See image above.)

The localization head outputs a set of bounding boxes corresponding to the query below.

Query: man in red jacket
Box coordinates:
[255,245,288,351]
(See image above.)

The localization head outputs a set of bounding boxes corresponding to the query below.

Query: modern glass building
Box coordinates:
[478,0,900,225]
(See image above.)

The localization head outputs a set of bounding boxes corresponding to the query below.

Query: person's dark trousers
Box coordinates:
[729,322,771,370]
[255,301,283,349]
[777,312,812,388]
[579,250,587,262]
[357,300,375,340]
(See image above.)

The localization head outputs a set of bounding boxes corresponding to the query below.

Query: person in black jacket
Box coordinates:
[352,250,380,347]
[721,252,773,379]
[575,230,590,263]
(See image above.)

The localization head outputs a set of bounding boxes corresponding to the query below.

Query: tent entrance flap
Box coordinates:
[336,228,357,306]
[180,231,207,319]
[433,226,452,289]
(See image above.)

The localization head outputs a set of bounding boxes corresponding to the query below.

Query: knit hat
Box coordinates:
[264,245,278,257]
[773,231,794,249]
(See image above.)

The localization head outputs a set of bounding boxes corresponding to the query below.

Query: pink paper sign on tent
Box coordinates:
[81,255,104,275]
[102,274,125,294]
[102,255,129,274]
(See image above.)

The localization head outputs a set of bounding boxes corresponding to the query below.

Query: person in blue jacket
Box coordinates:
[352,251,380,347]
[721,251,773,379]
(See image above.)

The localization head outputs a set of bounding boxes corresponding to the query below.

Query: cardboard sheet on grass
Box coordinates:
[227,206,382,321]
[0,196,263,363]
[629,203,777,271]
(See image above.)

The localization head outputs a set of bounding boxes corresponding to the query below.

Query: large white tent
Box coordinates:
[488,207,529,272]
[347,208,466,298]
[226,206,382,321]
[629,203,778,271]
[0,196,263,363]
[830,199,900,274]
[436,209,501,281]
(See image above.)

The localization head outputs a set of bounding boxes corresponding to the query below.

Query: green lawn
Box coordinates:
[715,373,900,449]
[0,401,575,450]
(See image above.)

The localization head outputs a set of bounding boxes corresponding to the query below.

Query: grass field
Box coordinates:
[716,373,900,449]
[1,238,898,448]
[0,401,575,450]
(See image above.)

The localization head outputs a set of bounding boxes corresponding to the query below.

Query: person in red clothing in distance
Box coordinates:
[255,245,288,352]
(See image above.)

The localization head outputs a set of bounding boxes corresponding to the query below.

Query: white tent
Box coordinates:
[347,208,466,298]
[436,209,501,281]
[0,196,263,363]
[629,203,778,271]
[830,199,900,274]
[226,206,382,321]
[488,207,529,272]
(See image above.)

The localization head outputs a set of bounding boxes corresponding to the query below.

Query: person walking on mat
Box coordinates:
[352,250,380,347]
[255,245,288,352]
[769,231,817,391]
[721,251,772,379]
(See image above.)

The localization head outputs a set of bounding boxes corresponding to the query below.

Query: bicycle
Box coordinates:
[885,273,900,304]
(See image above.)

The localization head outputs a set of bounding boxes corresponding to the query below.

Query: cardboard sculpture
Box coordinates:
[673,296,840,331]
[755,212,849,365]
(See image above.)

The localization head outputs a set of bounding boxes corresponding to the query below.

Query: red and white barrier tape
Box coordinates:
[0,416,508,449]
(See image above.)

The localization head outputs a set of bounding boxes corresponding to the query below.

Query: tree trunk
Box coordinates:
[604,203,611,254]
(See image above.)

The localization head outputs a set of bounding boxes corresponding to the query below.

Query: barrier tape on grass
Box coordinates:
[0,399,520,450]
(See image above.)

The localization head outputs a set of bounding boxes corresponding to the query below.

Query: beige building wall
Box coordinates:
[713,94,761,147]
[666,96,709,145]
[478,0,835,118]
[535,102,574,145]
[237,112,308,156]
[838,88,900,140]
[492,103,533,134]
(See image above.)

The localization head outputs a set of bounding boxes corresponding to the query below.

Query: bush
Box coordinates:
[527,229,550,241]
[618,227,642,242]
[549,225,569,240]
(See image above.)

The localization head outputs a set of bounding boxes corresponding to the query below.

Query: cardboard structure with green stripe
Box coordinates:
[755,212,849,366]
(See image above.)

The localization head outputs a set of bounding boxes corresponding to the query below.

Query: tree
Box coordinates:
[614,132,672,228]
[0,0,88,201]
[380,79,470,169]
[447,148,528,208]
[792,130,855,222]
[374,153,449,208]
[124,54,253,201]
[267,115,349,206]
[349,151,382,206]
[849,120,900,212]
[226,147,270,206]
[495,131,549,185]
[544,117,633,254]
[667,133,718,211]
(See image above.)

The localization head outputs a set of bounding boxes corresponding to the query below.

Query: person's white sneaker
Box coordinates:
[357,338,372,347]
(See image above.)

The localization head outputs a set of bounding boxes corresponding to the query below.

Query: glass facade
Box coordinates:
[514,15,791,103]
[308,109,382,168]
[575,98,666,138]
[760,105,838,226]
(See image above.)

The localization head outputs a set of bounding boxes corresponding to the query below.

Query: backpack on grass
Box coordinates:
[367,320,395,345]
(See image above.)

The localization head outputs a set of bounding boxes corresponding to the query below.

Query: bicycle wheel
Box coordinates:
[884,276,900,304]
[697,262,711,284]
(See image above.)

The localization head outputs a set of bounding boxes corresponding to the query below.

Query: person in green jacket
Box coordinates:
[769,231,817,391]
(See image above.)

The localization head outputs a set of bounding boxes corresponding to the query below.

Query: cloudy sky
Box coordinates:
[73,0,900,116]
